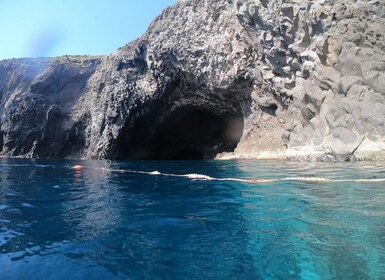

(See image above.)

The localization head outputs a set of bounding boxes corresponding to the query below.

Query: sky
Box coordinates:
[0,0,176,60]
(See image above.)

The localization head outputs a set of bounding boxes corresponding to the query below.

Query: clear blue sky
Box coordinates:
[0,0,176,60]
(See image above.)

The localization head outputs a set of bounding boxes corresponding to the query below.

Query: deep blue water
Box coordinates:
[1,158,385,280]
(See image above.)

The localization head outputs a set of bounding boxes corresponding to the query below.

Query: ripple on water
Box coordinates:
[5,192,22,197]
[1,159,385,279]
[0,229,24,247]
[21,203,34,208]
[0,204,9,210]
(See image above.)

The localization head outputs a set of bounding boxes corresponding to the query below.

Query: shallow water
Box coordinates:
[1,158,385,279]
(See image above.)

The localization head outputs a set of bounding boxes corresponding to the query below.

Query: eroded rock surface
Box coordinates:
[0,56,101,158]
[1,0,385,160]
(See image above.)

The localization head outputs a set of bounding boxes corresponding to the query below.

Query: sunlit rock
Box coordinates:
[1,0,385,161]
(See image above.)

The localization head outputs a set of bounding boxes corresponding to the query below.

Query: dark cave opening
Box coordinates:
[150,108,244,160]
[115,106,244,160]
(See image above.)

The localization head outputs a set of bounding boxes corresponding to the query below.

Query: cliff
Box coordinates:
[1,0,385,161]
[0,56,101,158]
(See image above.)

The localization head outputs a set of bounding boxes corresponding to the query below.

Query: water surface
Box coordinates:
[1,159,385,279]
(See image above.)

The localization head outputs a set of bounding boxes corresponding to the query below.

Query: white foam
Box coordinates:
[184,173,214,180]
[282,177,332,182]
[353,178,385,182]
[89,167,385,184]
[52,185,60,189]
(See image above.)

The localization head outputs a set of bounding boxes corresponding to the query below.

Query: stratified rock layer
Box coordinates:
[0,0,385,161]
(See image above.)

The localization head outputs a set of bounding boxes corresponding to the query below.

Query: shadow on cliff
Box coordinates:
[110,73,253,160]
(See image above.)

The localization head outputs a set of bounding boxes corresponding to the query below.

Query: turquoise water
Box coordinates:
[1,159,385,280]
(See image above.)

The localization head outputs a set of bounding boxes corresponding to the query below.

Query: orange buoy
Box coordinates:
[71,165,85,170]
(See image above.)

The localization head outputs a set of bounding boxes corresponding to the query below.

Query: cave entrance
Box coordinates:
[149,108,244,160]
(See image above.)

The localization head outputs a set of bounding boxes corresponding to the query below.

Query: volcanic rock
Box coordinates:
[1,0,385,161]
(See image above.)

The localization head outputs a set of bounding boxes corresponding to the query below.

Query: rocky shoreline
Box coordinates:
[1,0,385,161]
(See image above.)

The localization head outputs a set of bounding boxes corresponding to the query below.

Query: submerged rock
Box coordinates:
[0,0,385,161]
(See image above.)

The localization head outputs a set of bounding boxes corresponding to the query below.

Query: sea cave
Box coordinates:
[113,104,244,160]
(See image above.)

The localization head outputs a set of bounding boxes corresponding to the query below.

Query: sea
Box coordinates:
[0,158,385,280]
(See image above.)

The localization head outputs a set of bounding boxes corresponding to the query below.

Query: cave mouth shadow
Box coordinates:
[150,107,244,160]
[115,105,244,160]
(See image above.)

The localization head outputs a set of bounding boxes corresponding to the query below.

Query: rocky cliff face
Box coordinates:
[0,56,101,158]
[1,0,385,161]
